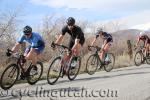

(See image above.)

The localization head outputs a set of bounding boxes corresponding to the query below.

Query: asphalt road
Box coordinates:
[1,64,150,100]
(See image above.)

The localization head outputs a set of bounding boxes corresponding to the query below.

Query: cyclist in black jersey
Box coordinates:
[91,29,113,63]
[135,31,150,56]
[52,17,85,67]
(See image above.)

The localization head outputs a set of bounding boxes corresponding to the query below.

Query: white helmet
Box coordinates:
[139,31,145,36]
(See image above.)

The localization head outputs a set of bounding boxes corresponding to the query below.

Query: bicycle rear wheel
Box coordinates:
[104,53,115,72]
[67,56,81,81]
[86,54,98,75]
[0,64,19,90]
[26,61,43,85]
[134,51,144,66]
[47,57,62,85]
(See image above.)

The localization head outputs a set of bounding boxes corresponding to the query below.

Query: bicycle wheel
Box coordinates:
[26,61,43,85]
[146,53,150,64]
[47,57,62,85]
[104,53,115,72]
[0,64,19,90]
[134,51,144,66]
[67,56,81,81]
[86,54,98,75]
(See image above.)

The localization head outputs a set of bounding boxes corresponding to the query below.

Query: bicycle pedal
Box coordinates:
[60,71,65,78]
[30,70,38,76]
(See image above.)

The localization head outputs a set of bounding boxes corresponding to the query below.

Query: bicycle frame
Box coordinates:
[55,44,72,69]
[88,46,108,67]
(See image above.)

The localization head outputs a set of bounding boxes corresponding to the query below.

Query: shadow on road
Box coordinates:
[39,65,150,86]
[1,65,150,100]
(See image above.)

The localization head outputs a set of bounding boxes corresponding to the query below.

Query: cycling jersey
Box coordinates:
[62,25,85,41]
[96,32,113,43]
[18,32,45,48]
[139,35,150,43]
[62,25,85,48]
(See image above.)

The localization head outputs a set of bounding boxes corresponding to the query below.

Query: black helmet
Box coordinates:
[23,25,32,33]
[66,17,75,26]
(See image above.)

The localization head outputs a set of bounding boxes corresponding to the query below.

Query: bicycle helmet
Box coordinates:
[139,31,145,36]
[66,17,75,26]
[23,25,32,33]
[95,28,103,35]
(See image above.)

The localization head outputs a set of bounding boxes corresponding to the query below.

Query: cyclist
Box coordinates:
[52,17,85,69]
[10,25,45,79]
[135,31,150,57]
[90,28,113,63]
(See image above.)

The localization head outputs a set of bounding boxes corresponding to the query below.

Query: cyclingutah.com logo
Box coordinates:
[0,86,118,99]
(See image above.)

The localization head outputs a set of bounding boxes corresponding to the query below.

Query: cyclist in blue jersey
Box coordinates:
[11,26,45,79]
[91,29,113,63]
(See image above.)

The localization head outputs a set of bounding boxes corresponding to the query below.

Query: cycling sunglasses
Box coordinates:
[24,33,31,36]
[67,24,74,27]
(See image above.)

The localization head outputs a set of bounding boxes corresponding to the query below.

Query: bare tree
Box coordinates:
[0,7,23,40]
[77,20,89,31]
[104,20,126,32]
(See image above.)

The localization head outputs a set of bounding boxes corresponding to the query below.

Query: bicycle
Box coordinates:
[47,43,81,85]
[0,49,43,90]
[134,45,150,66]
[86,46,115,75]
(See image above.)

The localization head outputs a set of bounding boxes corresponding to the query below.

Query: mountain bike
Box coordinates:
[86,46,115,75]
[47,43,81,85]
[0,49,43,90]
[134,46,150,66]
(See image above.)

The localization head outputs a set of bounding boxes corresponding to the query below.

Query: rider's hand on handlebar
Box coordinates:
[134,45,138,50]
[100,48,104,53]
[6,49,12,57]
[88,46,92,51]
[51,42,56,50]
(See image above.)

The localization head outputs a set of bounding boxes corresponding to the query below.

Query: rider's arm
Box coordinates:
[91,33,99,46]
[55,26,67,44]
[25,48,35,60]
[145,38,148,48]
[55,34,64,44]
[12,33,25,52]
[136,36,141,47]
[11,42,20,53]
[101,39,107,50]
[72,38,80,50]
[91,37,97,46]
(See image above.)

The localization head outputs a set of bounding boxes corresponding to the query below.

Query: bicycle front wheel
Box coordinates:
[67,56,81,81]
[0,64,19,90]
[134,51,144,66]
[86,54,98,75]
[104,53,115,72]
[146,52,150,64]
[47,57,62,85]
[27,61,43,85]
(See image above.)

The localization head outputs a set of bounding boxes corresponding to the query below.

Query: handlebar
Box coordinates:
[51,42,72,55]
[88,46,101,51]
[51,42,71,51]
[6,49,24,59]
[133,45,144,50]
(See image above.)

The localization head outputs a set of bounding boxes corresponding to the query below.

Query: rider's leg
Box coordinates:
[99,43,111,62]
[145,44,150,57]
[25,48,37,66]
[73,43,82,56]
[25,45,45,65]
[72,39,84,59]
[60,40,74,72]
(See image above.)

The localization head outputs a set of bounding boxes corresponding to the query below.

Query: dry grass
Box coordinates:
[115,54,134,68]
